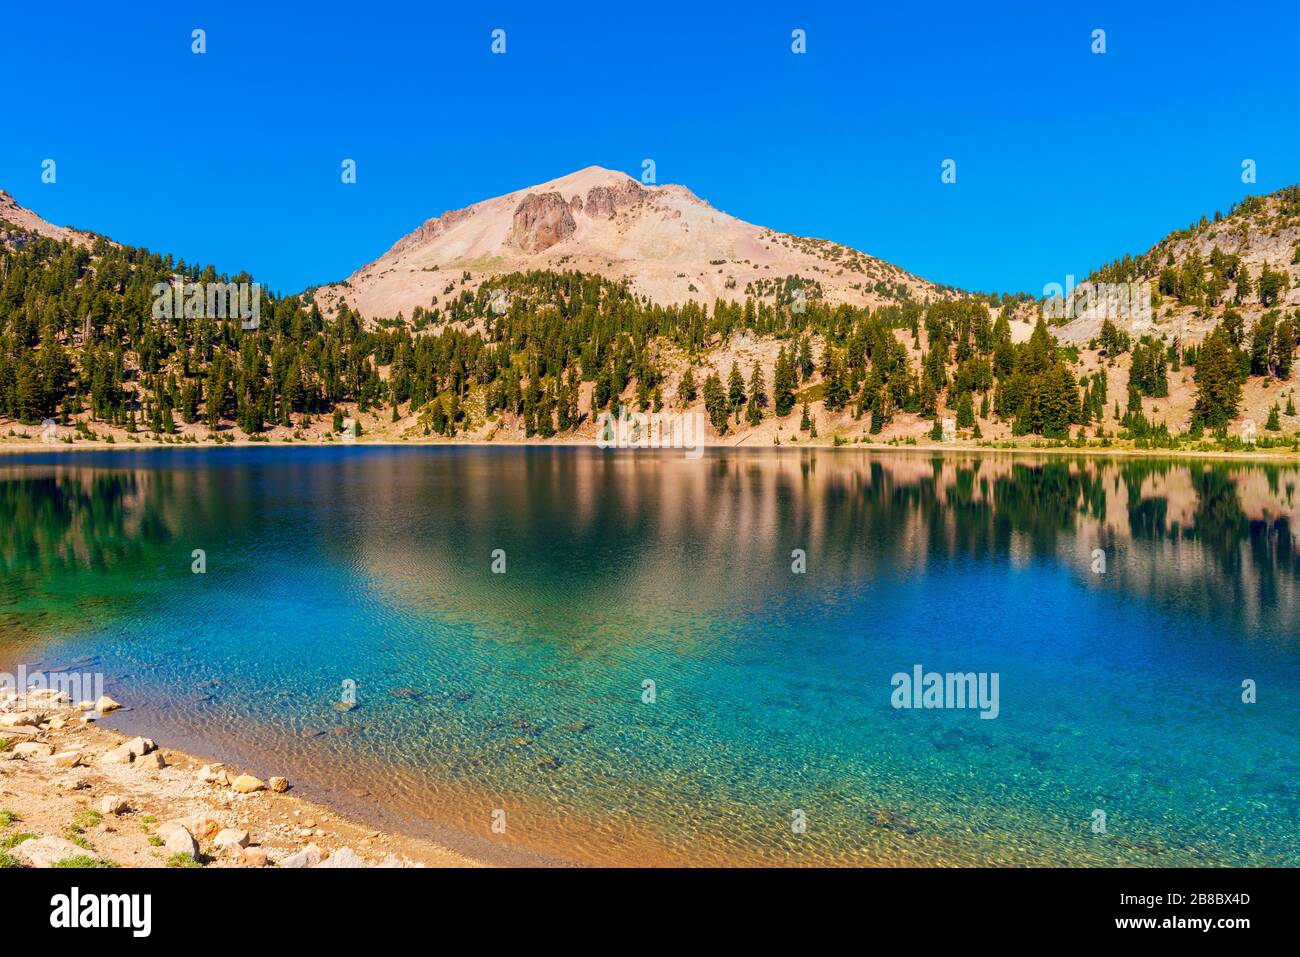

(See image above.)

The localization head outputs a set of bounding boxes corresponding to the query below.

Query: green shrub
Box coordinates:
[52,856,116,869]
[0,832,35,850]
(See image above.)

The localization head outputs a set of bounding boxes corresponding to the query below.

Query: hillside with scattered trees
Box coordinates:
[3,185,1300,455]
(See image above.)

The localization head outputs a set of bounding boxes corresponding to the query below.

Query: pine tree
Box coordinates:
[796,335,814,381]
[1038,363,1082,438]
[1193,326,1243,429]
[748,362,767,410]
[773,348,796,416]
[727,362,746,413]
[919,376,937,418]
[824,352,848,410]
[1235,264,1253,304]
[702,370,727,433]
[956,391,974,428]
[677,366,697,406]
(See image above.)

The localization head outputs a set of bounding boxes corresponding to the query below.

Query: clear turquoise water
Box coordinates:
[1,447,1296,865]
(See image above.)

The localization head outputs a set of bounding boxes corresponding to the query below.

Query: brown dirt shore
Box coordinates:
[0,691,483,869]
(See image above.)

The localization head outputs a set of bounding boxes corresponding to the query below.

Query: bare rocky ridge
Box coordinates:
[314,165,951,321]
[584,178,646,218]
[509,191,577,253]
[0,189,96,249]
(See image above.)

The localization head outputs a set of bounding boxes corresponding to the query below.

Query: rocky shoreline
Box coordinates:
[0,688,482,869]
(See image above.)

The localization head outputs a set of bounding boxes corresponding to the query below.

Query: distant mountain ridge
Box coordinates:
[313,166,957,320]
[4,177,1300,450]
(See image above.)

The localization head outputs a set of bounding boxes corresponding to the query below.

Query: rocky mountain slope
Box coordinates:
[0,190,98,249]
[314,166,957,321]
[1054,186,1300,345]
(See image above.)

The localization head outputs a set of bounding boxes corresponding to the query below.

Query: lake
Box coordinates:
[1,446,1296,866]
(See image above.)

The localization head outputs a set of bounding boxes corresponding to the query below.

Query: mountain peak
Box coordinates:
[318,167,943,319]
[533,164,637,190]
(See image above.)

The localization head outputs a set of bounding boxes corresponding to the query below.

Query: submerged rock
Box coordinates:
[873,809,920,834]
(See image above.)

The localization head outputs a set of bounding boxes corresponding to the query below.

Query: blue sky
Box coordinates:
[4,1,1297,298]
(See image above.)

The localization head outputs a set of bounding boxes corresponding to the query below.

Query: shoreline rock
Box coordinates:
[0,689,471,869]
